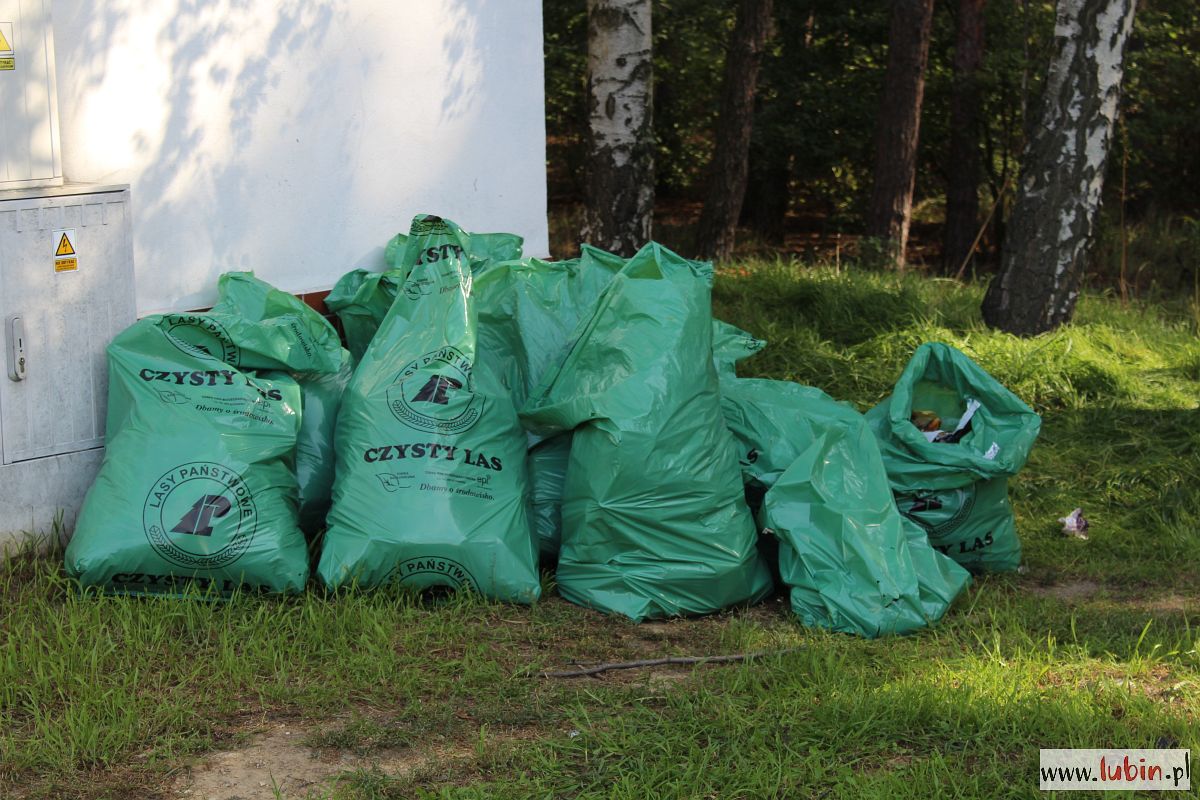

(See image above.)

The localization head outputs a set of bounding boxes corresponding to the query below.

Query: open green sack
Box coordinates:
[65,310,337,595]
[317,215,540,602]
[720,379,971,637]
[211,272,352,534]
[326,229,524,362]
[866,343,1042,572]
[520,243,773,622]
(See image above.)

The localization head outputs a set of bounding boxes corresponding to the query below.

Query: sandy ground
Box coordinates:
[172,721,423,800]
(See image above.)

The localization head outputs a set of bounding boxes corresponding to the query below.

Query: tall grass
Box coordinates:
[1091,210,1200,298]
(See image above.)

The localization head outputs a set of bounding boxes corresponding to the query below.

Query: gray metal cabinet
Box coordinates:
[0,184,134,548]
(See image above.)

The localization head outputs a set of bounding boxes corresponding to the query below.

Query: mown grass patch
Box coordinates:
[2,260,1198,798]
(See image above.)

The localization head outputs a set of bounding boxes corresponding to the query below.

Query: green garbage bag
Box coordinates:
[317,215,540,602]
[470,250,759,562]
[291,365,353,533]
[866,343,1042,572]
[720,378,971,637]
[383,231,410,270]
[472,246,627,559]
[325,227,524,362]
[712,319,766,377]
[388,228,523,274]
[518,318,753,563]
[521,243,773,622]
[325,269,404,363]
[65,310,333,595]
[211,272,352,534]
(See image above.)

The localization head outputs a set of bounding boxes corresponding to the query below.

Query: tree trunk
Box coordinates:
[695,0,775,262]
[942,0,987,274]
[866,0,936,268]
[581,0,654,257]
[981,0,1138,335]
[740,147,788,244]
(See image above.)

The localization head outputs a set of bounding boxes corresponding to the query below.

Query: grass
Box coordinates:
[2,258,1199,798]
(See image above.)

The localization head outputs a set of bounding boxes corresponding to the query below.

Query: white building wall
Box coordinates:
[51,0,549,313]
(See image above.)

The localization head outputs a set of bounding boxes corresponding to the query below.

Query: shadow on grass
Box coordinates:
[714,268,982,346]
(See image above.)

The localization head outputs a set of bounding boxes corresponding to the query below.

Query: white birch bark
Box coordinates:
[581,0,654,256]
[982,0,1137,335]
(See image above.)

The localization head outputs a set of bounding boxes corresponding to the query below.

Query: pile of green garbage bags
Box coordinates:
[67,213,1042,638]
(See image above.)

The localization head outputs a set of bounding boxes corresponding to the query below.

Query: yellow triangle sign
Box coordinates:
[0,28,9,53]
[56,232,75,257]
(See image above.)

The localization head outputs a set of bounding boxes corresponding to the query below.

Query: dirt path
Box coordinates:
[172,721,424,799]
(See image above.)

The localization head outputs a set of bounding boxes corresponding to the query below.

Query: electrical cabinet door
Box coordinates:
[0,185,134,464]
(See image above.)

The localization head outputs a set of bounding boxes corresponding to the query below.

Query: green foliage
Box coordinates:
[542,0,588,199]
[1091,209,1200,295]
[1119,0,1200,215]
[920,1,1055,208]
[651,0,737,195]
[752,1,891,222]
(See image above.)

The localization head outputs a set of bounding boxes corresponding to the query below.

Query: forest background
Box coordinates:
[543,0,1199,297]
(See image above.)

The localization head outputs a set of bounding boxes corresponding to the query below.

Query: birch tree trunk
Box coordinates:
[981,0,1138,335]
[942,0,987,273]
[695,0,775,263]
[866,0,936,268]
[581,0,654,257]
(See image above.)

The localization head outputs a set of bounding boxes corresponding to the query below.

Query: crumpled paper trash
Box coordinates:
[1058,508,1089,540]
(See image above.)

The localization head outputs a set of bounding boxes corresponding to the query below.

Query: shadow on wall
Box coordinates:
[51,0,511,312]
[441,0,484,125]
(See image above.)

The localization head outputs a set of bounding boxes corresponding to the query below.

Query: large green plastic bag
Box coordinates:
[471,252,757,562]
[719,379,970,637]
[211,272,352,534]
[520,243,773,621]
[326,227,524,362]
[328,244,618,560]
[318,216,540,602]
[472,246,627,560]
[866,343,1042,572]
[65,311,333,595]
[473,249,626,403]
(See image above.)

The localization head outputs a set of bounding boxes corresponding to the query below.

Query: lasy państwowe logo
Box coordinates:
[142,462,258,569]
[386,347,481,434]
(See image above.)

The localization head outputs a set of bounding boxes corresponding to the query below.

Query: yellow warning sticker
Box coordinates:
[54,229,76,257]
[54,230,79,273]
[0,22,12,55]
[0,58,13,71]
